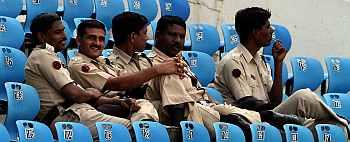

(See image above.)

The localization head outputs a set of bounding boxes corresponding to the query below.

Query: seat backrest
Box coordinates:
[324,56,350,93]
[55,122,93,142]
[16,120,55,142]
[180,121,210,142]
[205,87,224,104]
[4,82,40,139]
[284,124,314,142]
[250,123,282,142]
[159,0,190,21]
[213,122,245,142]
[221,24,240,52]
[0,16,25,49]
[96,122,131,142]
[263,24,292,55]
[63,0,94,31]
[126,0,158,22]
[95,0,125,30]
[67,48,78,63]
[0,46,27,99]
[290,56,324,93]
[0,0,22,18]
[24,0,59,32]
[188,24,220,56]
[323,93,350,121]
[132,121,170,142]
[0,124,10,142]
[62,20,72,46]
[315,124,347,142]
[102,49,113,58]
[182,51,215,86]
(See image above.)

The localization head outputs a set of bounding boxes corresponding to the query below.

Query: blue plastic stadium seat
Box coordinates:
[63,0,94,32]
[0,16,25,49]
[55,122,93,142]
[315,124,347,142]
[159,0,190,21]
[262,55,289,86]
[182,51,215,86]
[283,124,314,142]
[0,0,22,18]
[188,24,220,56]
[180,121,210,142]
[96,122,131,142]
[324,56,350,93]
[205,87,224,104]
[250,123,282,142]
[0,124,10,142]
[126,0,158,21]
[4,82,40,140]
[67,48,78,63]
[102,49,113,58]
[62,20,72,47]
[0,46,27,99]
[263,24,292,55]
[95,0,125,30]
[24,0,58,32]
[213,122,245,142]
[16,120,55,142]
[221,24,240,52]
[323,93,350,121]
[132,121,170,142]
[289,56,324,93]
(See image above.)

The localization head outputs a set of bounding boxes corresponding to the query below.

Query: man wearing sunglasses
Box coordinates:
[210,7,348,136]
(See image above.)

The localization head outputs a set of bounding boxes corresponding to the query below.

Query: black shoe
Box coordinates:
[221,114,252,142]
[260,110,303,129]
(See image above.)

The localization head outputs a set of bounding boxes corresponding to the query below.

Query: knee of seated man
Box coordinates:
[290,88,319,101]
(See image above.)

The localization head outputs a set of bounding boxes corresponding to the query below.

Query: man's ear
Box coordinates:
[37,32,46,44]
[75,35,81,46]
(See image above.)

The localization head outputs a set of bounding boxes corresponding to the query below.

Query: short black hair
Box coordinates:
[77,19,106,37]
[30,13,61,44]
[156,15,186,34]
[112,12,148,45]
[235,7,271,43]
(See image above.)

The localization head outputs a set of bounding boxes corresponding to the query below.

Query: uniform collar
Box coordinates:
[237,43,261,64]
[34,43,56,53]
[152,47,171,60]
[113,46,132,64]
[76,52,105,64]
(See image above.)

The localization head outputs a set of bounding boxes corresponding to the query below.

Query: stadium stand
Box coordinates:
[126,0,158,22]
[0,16,25,49]
[55,122,93,142]
[250,123,282,142]
[0,0,22,18]
[315,124,347,142]
[96,122,131,142]
[180,121,210,142]
[159,0,190,21]
[213,122,245,142]
[62,0,94,32]
[188,24,220,56]
[24,0,58,33]
[0,124,10,142]
[132,121,170,142]
[283,124,315,142]
[324,56,350,93]
[205,87,225,104]
[16,120,55,142]
[221,24,240,52]
[323,93,350,121]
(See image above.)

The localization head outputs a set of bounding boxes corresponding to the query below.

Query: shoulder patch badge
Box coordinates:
[52,61,61,70]
[81,64,90,73]
[232,69,241,78]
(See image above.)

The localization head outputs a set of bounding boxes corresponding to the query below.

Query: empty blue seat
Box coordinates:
[315,124,347,142]
[221,24,240,52]
[24,0,59,32]
[63,0,94,31]
[4,82,40,140]
[95,0,125,30]
[0,46,27,99]
[213,122,245,142]
[283,124,314,142]
[324,56,350,93]
[0,16,25,49]
[188,24,220,56]
[182,51,215,86]
[0,0,22,18]
[263,24,292,55]
[289,56,324,93]
[132,121,170,142]
[96,122,131,142]
[323,93,350,121]
[205,87,224,104]
[0,124,10,142]
[159,0,190,21]
[55,122,93,142]
[250,123,282,142]
[126,0,158,21]
[180,121,210,142]
[67,48,78,63]
[16,120,55,142]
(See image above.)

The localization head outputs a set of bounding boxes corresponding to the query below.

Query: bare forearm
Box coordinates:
[269,61,283,106]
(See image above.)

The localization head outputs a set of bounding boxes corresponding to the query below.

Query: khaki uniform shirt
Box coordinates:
[25,44,74,120]
[210,43,273,104]
[107,47,152,75]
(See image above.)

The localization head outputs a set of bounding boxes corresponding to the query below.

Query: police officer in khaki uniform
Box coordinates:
[210,7,348,134]
[25,13,136,138]
[147,15,302,141]
[107,12,154,100]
